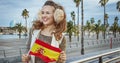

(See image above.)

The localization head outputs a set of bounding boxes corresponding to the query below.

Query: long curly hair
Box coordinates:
[32,1,67,41]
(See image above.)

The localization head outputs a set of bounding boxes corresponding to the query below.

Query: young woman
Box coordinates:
[22,1,67,63]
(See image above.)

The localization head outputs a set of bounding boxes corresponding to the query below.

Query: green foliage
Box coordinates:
[66,21,78,42]
[71,11,76,26]
[66,21,74,35]
[22,9,29,34]
[99,0,109,6]
[22,9,29,19]
[94,20,101,39]
[116,1,120,12]
[109,16,119,38]
[13,23,26,38]
[73,0,81,7]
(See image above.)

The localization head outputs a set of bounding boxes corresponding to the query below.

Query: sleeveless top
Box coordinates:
[35,33,52,63]
[26,29,66,63]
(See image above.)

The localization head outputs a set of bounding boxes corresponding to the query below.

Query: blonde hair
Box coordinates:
[32,1,67,40]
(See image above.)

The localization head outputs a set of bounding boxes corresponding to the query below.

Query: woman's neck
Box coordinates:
[41,24,55,36]
[44,24,55,32]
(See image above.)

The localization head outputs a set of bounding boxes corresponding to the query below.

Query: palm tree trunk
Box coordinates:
[69,35,72,42]
[19,32,21,39]
[25,18,27,32]
[81,0,84,55]
[88,31,90,37]
[77,5,80,41]
[69,35,72,48]
[74,20,75,27]
[97,33,99,39]
[114,31,116,38]
[103,0,106,39]
[25,18,28,38]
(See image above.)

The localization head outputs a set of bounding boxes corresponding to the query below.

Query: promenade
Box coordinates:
[0,34,120,63]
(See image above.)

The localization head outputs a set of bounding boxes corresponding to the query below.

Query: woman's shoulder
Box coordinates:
[29,28,41,35]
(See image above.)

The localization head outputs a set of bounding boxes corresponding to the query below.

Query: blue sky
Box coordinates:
[0,0,119,27]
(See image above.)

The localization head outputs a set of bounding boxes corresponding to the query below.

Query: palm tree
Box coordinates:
[90,18,95,36]
[101,24,106,38]
[94,20,101,39]
[84,20,91,37]
[110,17,119,38]
[66,21,74,42]
[118,26,120,34]
[73,0,85,55]
[71,11,76,26]
[115,16,119,23]
[22,9,29,36]
[99,0,109,39]
[105,13,109,26]
[73,0,81,41]
[14,23,25,39]
[90,18,95,24]
[110,23,118,38]
[116,1,120,12]
[105,13,109,36]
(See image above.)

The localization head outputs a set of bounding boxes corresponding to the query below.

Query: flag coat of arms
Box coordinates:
[29,39,62,62]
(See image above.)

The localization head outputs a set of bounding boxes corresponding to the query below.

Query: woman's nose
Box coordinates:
[42,13,47,17]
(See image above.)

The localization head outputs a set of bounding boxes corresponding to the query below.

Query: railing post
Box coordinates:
[3,50,6,58]
[110,38,112,49]
[19,48,22,56]
[99,57,102,63]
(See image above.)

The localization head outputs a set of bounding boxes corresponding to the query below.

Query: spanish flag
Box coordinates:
[29,39,61,62]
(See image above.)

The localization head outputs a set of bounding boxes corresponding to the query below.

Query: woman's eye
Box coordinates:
[46,12,50,14]
[41,12,44,14]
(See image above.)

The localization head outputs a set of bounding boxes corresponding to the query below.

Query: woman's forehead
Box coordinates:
[41,5,55,11]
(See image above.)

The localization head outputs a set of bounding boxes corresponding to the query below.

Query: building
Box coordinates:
[0,27,15,35]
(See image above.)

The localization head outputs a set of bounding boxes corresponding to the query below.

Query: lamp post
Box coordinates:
[81,0,84,55]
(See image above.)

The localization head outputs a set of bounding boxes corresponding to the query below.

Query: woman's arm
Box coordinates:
[26,28,32,52]
[57,37,66,63]
[22,28,32,62]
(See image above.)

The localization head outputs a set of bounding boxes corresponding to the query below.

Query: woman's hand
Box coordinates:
[22,54,30,62]
[59,51,66,62]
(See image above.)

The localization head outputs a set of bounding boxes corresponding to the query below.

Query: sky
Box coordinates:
[0,0,119,27]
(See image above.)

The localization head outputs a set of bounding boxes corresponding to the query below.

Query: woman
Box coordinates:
[22,1,67,63]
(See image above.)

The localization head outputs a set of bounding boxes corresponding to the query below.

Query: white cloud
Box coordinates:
[0,0,120,27]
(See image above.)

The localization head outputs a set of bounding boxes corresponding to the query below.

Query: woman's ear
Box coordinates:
[54,9,64,24]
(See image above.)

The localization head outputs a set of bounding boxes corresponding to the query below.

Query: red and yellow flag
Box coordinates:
[29,39,61,62]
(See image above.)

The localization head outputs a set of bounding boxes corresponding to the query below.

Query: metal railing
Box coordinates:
[70,48,120,63]
[103,56,120,63]
[0,48,27,58]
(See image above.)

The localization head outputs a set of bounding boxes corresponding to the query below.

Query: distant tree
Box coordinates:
[101,24,106,38]
[90,18,95,24]
[71,11,76,26]
[22,9,29,36]
[94,20,101,39]
[118,26,120,34]
[105,13,109,36]
[116,1,120,12]
[110,17,119,38]
[99,0,109,39]
[114,16,119,23]
[105,13,109,27]
[84,20,91,37]
[14,23,25,39]
[66,21,74,42]
[73,0,81,41]
[90,18,95,34]
[0,29,3,32]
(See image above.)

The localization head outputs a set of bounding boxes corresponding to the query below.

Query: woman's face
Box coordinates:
[41,5,55,26]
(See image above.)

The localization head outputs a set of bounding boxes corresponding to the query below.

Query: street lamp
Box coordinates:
[81,0,84,55]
